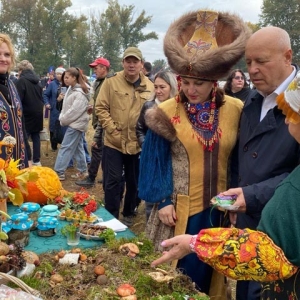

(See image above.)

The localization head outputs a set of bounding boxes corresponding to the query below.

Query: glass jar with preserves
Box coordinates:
[7,213,33,247]
[37,216,58,237]
[19,202,41,230]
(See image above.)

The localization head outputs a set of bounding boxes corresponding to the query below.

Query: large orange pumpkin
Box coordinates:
[22,166,64,205]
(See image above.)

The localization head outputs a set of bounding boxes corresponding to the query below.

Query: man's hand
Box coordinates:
[158,205,177,227]
[151,235,193,267]
[220,188,246,225]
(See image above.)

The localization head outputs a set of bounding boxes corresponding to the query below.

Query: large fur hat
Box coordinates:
[164,10,251,80]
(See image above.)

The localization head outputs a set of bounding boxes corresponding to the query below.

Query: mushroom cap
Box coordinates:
[116,283,136,297]
[94,265,105,275]
[119,243,139,254]
[50,274,64,283]
[96,274,108,285]
[22,251,39,264]
[148,271,175,282]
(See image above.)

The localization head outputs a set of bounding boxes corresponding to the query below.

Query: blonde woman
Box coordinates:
[0,34,28,167]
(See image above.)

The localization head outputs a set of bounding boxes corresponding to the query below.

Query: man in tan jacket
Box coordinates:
[96,47,154,226]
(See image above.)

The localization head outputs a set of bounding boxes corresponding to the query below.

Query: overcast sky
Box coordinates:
[68,0,263,63]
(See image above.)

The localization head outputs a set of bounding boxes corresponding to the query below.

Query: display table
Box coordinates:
[7,204,135,254]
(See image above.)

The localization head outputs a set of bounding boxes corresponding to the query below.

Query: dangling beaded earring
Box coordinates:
[208,81,218,130]
[171,75,182,124]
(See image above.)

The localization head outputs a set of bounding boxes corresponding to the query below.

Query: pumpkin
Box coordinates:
[22,166,63,204]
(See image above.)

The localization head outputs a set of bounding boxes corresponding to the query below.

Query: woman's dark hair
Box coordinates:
[223,69,249,94]
[65,67,89,94]
[179,85,225,108]
[61,71,67,87]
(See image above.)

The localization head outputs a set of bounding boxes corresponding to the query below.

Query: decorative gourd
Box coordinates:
[22,166,63,205]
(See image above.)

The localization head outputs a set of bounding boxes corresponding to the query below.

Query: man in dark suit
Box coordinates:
[224,26,300,300]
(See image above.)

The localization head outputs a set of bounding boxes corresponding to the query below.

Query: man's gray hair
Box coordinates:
[17,60,34,71]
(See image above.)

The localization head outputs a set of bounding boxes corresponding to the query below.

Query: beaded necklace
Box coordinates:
[183,100,221,151]
[170,79,222,151]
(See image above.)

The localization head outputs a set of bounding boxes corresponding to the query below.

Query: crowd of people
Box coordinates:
[1,6,300,299]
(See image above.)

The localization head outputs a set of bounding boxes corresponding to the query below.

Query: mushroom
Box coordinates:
[116,283,136,297]
[96,274,108,285]
[148,270,175,283]
[119,243,140,258]
[79,253,87,262]
[57,250,66,258]
[22,251,39,264]
[94,265,105,275]
[50,274,64,284]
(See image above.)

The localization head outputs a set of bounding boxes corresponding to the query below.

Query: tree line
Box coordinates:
[0,0,299,76]
[0,0,158,75]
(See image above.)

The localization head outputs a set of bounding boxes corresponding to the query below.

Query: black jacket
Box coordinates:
[226,87,256,103]
[16,69,44,133]
[233,89,300,230]
[136,99,156,147]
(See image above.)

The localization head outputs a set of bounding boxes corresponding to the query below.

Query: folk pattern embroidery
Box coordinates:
[0,80,26,164]
[184,101,221,151]
[185,11,218,57]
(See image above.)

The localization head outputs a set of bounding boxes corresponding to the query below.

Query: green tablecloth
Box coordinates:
[7,204,135,254]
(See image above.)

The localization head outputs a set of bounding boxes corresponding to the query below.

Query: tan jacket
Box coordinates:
[95,70,153,154]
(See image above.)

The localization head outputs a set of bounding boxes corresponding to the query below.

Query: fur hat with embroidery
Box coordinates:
[163,10,251,80]
[277,71,300,124]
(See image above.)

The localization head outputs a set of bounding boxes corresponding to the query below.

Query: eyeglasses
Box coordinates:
[234,76,244,80]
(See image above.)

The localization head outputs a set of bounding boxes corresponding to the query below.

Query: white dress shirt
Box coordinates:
[259,67,297,121]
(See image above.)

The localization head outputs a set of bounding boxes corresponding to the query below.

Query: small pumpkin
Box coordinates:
[22,166,63,204]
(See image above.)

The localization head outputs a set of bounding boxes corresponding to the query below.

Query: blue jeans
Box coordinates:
[68,133,91,167]
[54,127,87,175]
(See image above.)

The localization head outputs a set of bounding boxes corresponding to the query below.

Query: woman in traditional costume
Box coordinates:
[138,10,250,298]
[151,71,300,299]
[0,34,28,168]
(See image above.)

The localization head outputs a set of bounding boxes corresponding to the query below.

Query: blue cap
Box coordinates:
[20,202,41,213]
[40,205,60,217]
[8,213,33,230]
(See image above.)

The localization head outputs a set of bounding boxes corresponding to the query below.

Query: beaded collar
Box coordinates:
[183,100,221,151]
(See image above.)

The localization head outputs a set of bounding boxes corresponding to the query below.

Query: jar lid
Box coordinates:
[20,202,41,213]
[40,205,60,217]
[37,216,58,230]
[8,213,33,230]
[41,205,58,212]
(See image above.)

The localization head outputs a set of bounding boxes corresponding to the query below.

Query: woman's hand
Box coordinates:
[158,204,176,227]
[57,93,64,102]
[151,235,193,267]
[45,104,51,109]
